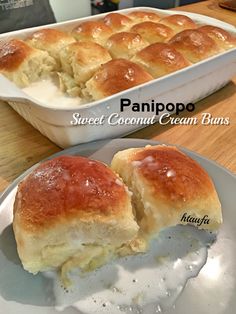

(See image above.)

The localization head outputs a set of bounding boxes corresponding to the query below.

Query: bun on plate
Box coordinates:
[111,145,222,236]
[0,39,56,87]
[26,28,76,70]
[85,58,153,100]
[72,21,113,46]
[169,29,222,63]
[131,42,190,78]
[13,155,139,282]
[131,21,174,44]
[106,32,148,59]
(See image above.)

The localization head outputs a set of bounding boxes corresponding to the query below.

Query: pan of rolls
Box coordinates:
[0,7,235,147]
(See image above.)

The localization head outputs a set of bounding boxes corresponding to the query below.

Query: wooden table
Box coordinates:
[0,0,235,193]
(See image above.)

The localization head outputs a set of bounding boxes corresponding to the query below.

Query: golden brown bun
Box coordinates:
[26,28,76,69]
[131,43,190,78]
[85,58,153,100]
[72,21,113,46]
[160,14,196,33]
[131,21,174,44]
[103,13,133,31]
[59,41,111,95]
[169,29,222,63]
[127,10,161,24]
[106,32,148,59]
[0,39,56,87]
[198,25,236,50]
[111,145,222,235]
[13,155,138,275]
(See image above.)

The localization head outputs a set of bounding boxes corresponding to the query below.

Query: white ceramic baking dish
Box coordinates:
[0,7,236,148]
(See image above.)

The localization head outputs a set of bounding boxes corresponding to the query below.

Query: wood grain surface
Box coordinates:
[0,0,235,193]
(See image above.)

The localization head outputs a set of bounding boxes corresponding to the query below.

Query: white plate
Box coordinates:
[0,138,235,314]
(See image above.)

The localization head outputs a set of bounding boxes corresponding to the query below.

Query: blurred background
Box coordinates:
[49,0,205,22]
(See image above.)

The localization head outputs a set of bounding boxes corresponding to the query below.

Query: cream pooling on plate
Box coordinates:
[45,225,215,314]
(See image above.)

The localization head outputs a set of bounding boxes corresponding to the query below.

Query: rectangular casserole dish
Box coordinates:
[0,7,236,148]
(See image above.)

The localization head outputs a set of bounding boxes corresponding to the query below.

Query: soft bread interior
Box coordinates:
[13,207,138,285]
[59,42,112,96]
[4,49,56,88]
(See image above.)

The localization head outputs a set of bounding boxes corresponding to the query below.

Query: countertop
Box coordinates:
[0,0,235,192]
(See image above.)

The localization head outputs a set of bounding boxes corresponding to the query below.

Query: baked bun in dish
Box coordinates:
[131,21,174,44]
[106,32,148,59]
[198,25,236,50]
[71,21,113,46]
[103,13,133,31]
[169,29,222,63]
[127,10,161,24]
[131,43,190,78]
[111,145,222,236]
[85,58,153,100]
[159,14,196,34]
[59,41,111,96]
[13,155,139,282]
[26,28,76,70]
[0,39,56,88]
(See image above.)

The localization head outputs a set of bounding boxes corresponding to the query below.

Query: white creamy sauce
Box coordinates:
[42,225,216,314]
[22,77,84,108]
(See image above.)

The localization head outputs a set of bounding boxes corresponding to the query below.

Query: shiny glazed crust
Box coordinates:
[131,42,190,78]
[0,39,35,71]
[169,29,222,63]
[131,21,174,44]
[128,11,161,23]
[72,21,113,46]
[85,58,153,100]
[14,155,133,232]
[159,14,197,33]
[103,13,133,31]
[106,31,148,59]
[198,25,236,50]
[27,28,75,45]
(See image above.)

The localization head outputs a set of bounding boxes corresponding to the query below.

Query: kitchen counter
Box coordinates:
[0,0,235,192]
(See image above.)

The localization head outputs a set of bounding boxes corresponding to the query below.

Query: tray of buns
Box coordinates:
[0,7,236,147]
[0,138,235,314]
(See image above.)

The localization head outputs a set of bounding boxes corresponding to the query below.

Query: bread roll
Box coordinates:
[26,28,76,70]
[127,10,160,24]
[131,43,190,78]
[106,32,148,59]
[169,29,222,63]
[72,21,113,46]
[198,25,236,50]
[131,21,174,44]
[111,145,222,236]
[59,41,112,96]
[103,13,133,31]
[13,155,138,279]
[160,14,196,33]
[85,58,153,100]
[0,39,56,88]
